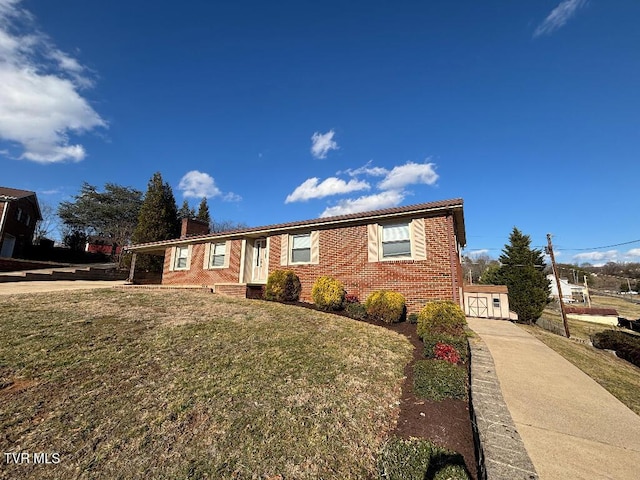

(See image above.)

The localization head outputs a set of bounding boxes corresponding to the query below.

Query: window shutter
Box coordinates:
[310,231,319,264]
[280,234,289,266]
[367,224,379,262]
[411,218,427,260]
[223,241,231,268]
[186,245,193,270]
[203,242,212,269]
[169,247,176,271]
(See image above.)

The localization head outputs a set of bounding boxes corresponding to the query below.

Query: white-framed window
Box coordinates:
[493,297,501,308]
[174,246,189,270]
[290,233,311,263]
[209,242,226,268]
[381,223,411,259]
[367,218,427,262]
[16,207,22,221]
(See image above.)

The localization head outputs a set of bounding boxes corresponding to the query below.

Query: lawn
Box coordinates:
[0,289,413,479]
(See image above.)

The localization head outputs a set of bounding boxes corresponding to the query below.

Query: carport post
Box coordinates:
[127,253,137,284]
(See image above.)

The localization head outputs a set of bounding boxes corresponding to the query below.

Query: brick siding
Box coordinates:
[159,213,462,314]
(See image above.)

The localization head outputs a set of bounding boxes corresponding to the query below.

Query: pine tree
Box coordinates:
[495,228,550,323]
[178,200,195,219]
[132,172,180,271]
[196,197,211,225]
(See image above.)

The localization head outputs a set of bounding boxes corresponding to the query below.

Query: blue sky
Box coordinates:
[1,0,639,265]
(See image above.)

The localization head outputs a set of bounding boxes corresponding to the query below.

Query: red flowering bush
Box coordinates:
[433,342,461,364]
[344,293,360,304]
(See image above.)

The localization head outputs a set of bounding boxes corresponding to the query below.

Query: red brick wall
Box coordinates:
[269,215,461,313]
[158,214,463,313]
[1,198,39,258]
[161,240,242,285]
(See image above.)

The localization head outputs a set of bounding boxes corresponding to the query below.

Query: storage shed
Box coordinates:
[464,285,518,320]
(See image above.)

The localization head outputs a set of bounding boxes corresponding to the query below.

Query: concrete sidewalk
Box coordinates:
[0,280,126,295]
[468,318,640,480]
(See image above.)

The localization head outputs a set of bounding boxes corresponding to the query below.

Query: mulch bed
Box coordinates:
[287,302,479,479]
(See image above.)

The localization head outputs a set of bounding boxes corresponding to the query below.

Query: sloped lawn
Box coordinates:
[0,289,413,479]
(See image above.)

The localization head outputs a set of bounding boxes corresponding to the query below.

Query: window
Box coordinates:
[16,208,22,221]
[174,246,189,269]
[25,214,31,227]
[381,223,411,258]
[493,297,501,308]
[291,234,311,263]
[209,242,226,267]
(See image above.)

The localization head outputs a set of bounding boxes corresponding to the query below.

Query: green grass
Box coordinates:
[521,325,640,416]
[0,289,413,479]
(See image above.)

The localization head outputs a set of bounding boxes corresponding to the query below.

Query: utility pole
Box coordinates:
[584,275,591,308]
[547,234,570,338]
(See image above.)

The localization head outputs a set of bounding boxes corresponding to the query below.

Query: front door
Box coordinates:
[251,238,268,283]
[0,234,15,258]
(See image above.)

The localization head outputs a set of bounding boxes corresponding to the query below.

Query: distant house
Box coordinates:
[463,284,518,320]
[0,187,42,258]
[126,199,467,313]
[85,236,123,256]
[547,274,588,303]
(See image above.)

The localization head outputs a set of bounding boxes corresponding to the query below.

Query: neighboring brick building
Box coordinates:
[0,187,42,258]
[126,198,466,313]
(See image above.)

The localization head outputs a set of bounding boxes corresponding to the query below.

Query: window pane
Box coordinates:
[176,257,187,268]
[213,242,226,255]
[382,240,411,257]
[292,234,311,249]
[382,224,410,242]
[212,255,225,267]
[292,248,311,263]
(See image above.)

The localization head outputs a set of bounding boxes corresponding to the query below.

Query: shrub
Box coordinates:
[416,301,466,340]
[433,343,461,364]
[591,330,640,368]
[364,290,406,323]
[376,437,469,480]
[311,276,346,311]
[423,333,468,363]
[344,293,359,304]
[264,269,301,302]
[408,312,419,324]
[413,360,468,401]
[344,302,367,320]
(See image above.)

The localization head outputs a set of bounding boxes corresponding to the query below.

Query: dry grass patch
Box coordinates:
[521,325,640,415]
[0,289,412,479]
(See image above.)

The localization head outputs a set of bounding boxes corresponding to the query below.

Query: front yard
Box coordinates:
[1,289,415,479]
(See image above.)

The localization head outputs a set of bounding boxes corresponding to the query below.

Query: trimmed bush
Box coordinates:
[417,301,466,339]
[311,276,346,311]
[423,333,468,363]
[264,269,301,302]
[377,437,469,480]
[433,343,461,364]
[344,302,367,320]
[592,330,640,368]
[365,290,406,323]
[408,313,419,324]
[413,360,468,401]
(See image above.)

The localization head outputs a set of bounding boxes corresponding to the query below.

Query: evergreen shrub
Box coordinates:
[311,276,346,311]
[416,301,466,339]
[264,270,301,302]
[592,330,640,368]
[364,290,406,323]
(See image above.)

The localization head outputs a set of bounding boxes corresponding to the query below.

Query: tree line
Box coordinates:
[56,172,245,270]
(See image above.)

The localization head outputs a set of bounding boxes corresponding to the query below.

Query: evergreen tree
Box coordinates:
[132,172,180,271]
[492,228,550,324]
[196,197,211,225]
[178,200,195,219]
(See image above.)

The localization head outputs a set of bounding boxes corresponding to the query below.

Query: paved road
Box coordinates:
[0,280,126,295]
[467,318,640,480]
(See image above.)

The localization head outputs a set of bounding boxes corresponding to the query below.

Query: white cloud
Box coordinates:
[572,250,619,265]
[320,190,405,218]
[222,192,242,202]
[310,130,338,159]
[178,171,222,198]
[377,161,438,190]
[285,177,370,203]
[534,0,587,38]
[467,249,490,257]
[627,248,640,258]
[0,0,106,163]
[338,160,389,178]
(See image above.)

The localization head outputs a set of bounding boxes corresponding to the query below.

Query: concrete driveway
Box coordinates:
[0,280,127,295]
[468,317,640,480]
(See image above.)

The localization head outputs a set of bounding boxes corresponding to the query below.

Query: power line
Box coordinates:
[569,239,640,251]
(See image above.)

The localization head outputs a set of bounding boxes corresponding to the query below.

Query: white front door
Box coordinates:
[0,234,15,258]
[251,238,268,283]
